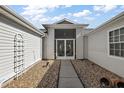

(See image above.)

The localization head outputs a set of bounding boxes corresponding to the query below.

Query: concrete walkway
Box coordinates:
[58,60,84,88]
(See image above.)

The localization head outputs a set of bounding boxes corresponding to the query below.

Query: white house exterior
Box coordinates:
[0,6,44,86]
[42,19,92,59]
[42,12,124,78]
[86,12,124,78]
[0,5,124,87]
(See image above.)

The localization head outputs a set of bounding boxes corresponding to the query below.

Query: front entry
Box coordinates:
[56,39,75,59]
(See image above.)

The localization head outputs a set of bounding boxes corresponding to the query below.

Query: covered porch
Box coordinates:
[42,19,89,60]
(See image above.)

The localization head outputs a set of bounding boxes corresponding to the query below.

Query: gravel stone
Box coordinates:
[4,60,54,88]
[72,59,124,88]
[37,60,61,88]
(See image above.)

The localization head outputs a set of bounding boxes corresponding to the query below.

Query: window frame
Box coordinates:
[108,26,124,59]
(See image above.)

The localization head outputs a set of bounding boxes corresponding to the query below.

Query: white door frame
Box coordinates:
[56,39,75,59]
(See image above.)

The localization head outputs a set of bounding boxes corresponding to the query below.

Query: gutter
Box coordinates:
[42,24,89,33]
[85,11,124,36]
[42,24,89,27]
[0,6,45,36]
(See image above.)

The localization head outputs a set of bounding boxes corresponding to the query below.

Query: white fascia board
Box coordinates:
[42,24,89,29]
[86,11,124,36]
[0,6,45,36]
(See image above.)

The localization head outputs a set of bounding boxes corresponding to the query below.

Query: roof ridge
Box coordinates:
[53,18,78,24]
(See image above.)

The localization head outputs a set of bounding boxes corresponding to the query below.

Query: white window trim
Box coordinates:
[107,26,124,60]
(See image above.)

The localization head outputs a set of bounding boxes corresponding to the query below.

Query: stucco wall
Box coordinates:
[42,37,47,59]
[83,36,88,59]
[46,28,55,59]
[44,27,86,59]
[76,28,84,59]
[87,16,124,77]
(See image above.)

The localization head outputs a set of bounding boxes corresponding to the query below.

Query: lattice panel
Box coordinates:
[14,34,24,74]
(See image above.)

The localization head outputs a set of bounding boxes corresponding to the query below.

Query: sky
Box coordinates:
[9,5,124,29]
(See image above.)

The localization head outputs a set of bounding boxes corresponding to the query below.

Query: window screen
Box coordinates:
[55,29,76,39]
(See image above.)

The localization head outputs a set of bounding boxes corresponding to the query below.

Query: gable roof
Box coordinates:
[53,18,77,24]
[42,18,89,30]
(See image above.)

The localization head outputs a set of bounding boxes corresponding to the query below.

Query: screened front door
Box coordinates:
[56,39,75,59]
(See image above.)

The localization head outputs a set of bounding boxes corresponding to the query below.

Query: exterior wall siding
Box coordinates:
[87,16,124,78]
[0,17,42,85]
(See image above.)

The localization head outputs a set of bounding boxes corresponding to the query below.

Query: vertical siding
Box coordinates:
[0,21,41,84]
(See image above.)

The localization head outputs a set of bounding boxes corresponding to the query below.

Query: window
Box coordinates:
[109,27,124,57]
[14,34,24,74]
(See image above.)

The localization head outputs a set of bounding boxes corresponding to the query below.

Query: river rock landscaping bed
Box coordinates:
[4,60,54,88]
[71,60,124,88]
[37,60,61,88]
